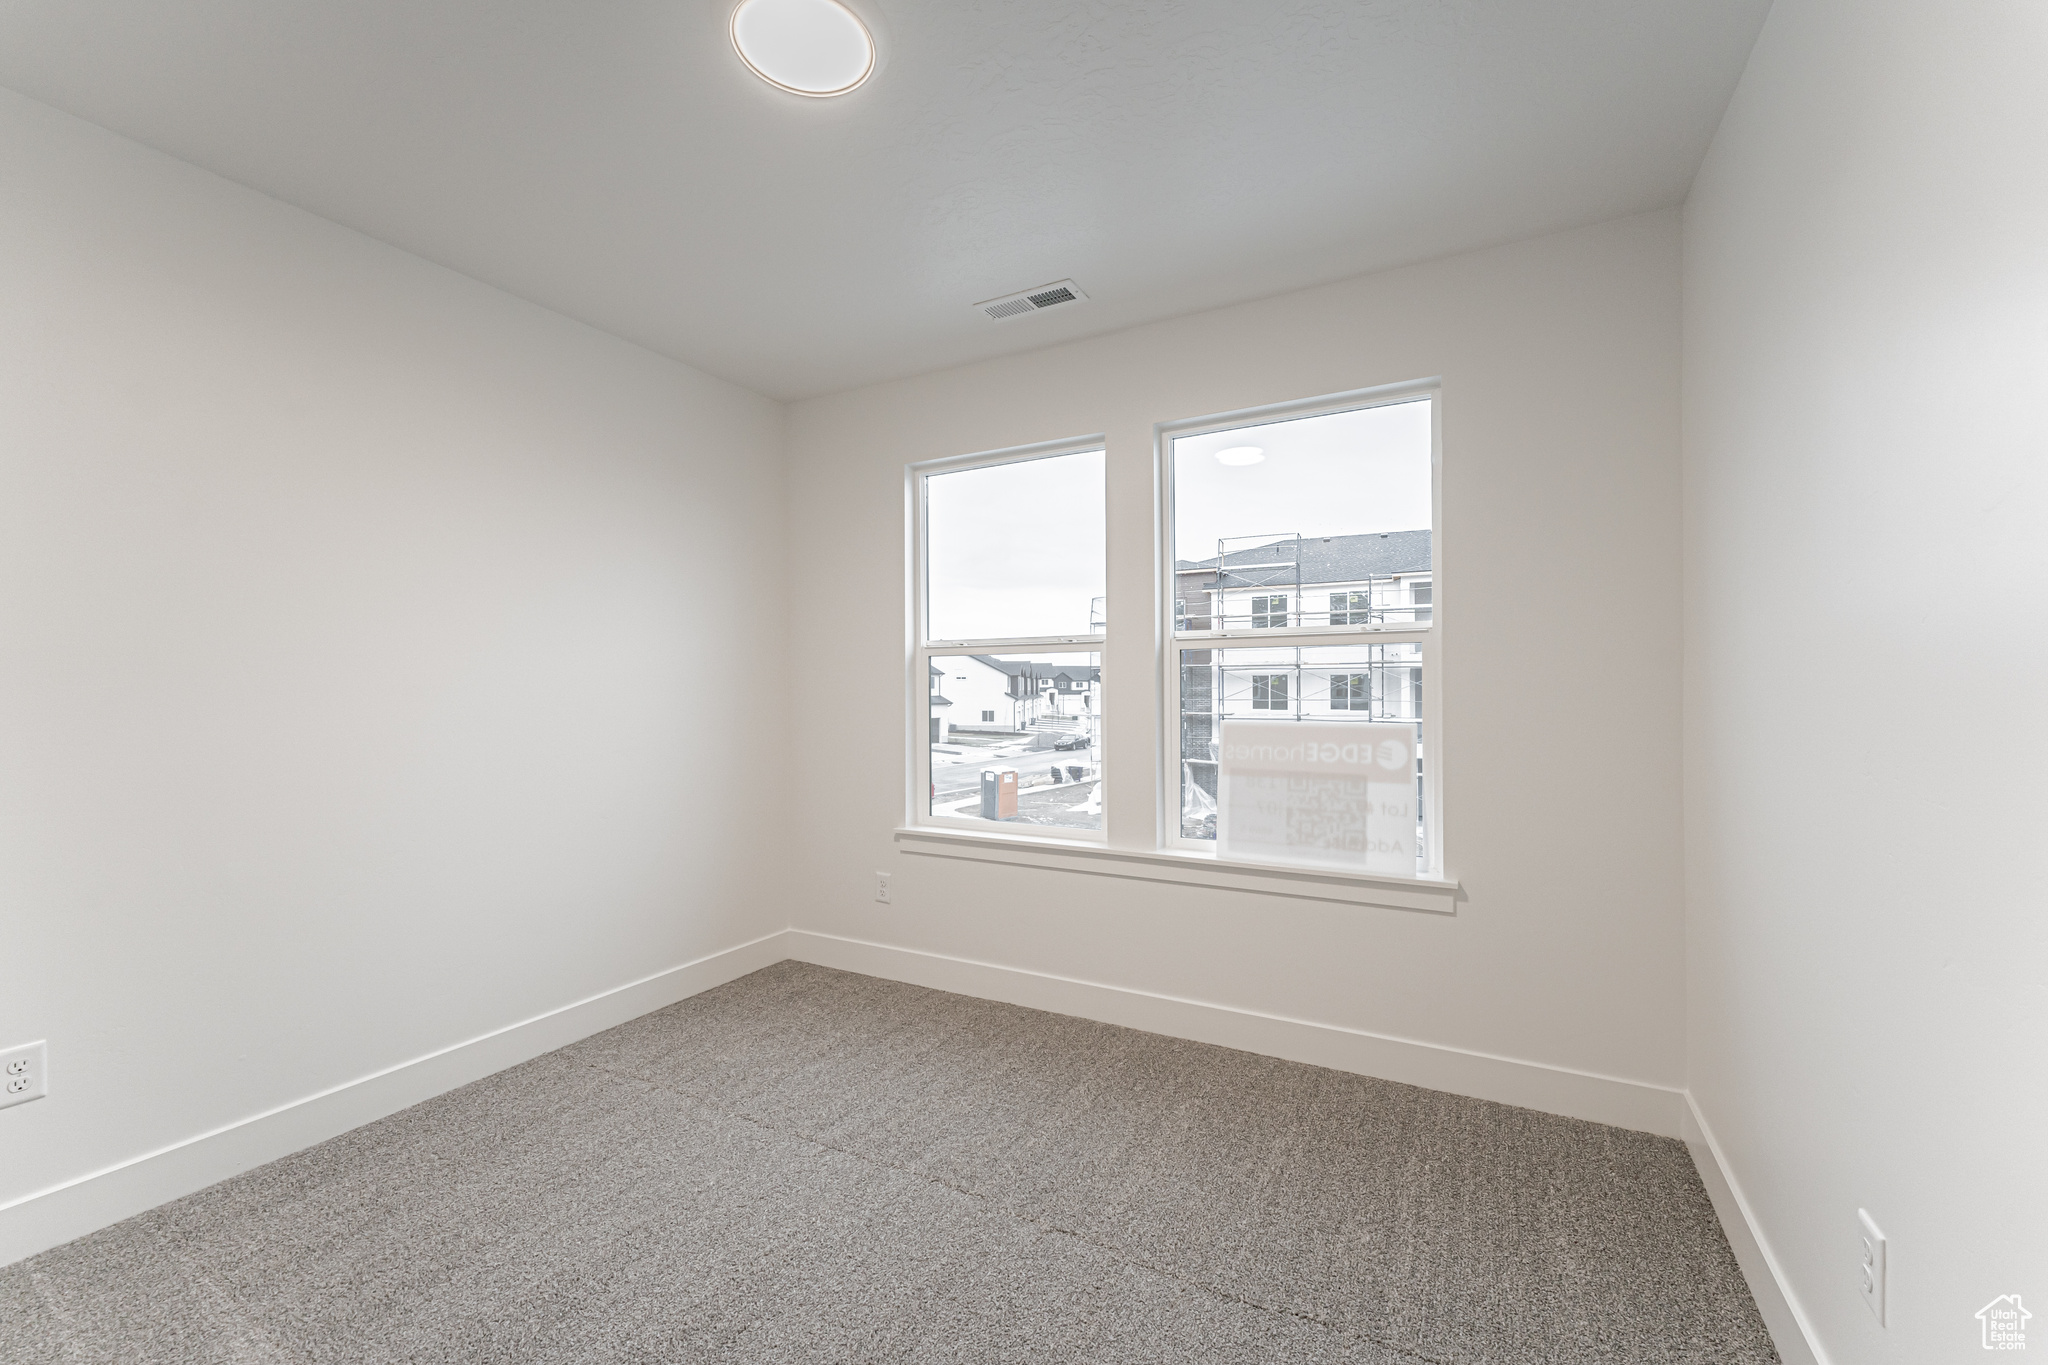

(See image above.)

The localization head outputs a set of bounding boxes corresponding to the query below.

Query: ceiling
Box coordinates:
[0,1,1771,400]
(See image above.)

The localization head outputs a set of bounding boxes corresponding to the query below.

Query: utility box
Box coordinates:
[979,768,1018,820]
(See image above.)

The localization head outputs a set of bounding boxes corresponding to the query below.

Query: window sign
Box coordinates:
[1216,719,1416,874]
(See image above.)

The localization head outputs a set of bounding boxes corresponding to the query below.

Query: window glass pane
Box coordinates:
[1173,400,1431,632]
[1178,644,1425,871]
[926,450,1105,641]
[929,652,1100,831]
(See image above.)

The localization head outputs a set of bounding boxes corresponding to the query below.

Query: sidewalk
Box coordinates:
[932,774,1102,830]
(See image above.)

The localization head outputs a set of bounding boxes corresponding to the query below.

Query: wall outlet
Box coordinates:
[0,1040,48,1111]
[874,872,891,904]
[1857,1207,1887,1326]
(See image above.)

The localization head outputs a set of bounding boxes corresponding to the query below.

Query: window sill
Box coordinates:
[892,827,1458,914]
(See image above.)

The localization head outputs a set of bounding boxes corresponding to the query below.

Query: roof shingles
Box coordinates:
[1176,530,1430,588]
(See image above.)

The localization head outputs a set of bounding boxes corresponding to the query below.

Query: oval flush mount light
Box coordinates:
[1214,446,1266,466]
[730,0,876,97]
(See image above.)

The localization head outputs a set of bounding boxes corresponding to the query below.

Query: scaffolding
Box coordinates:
[1210,532,1302,630]
[1175,641,1427,866]
[1189,534,1424,632]
[1170,530,1432,868]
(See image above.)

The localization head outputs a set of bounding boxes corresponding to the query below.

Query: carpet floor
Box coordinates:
[3,962,1777,1364]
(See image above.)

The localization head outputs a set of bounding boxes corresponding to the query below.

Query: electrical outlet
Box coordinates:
[874,872,891,904]
[0,1041,47,1111]
[1858,1208,1887,1326]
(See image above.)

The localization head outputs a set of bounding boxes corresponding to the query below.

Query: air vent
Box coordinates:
[975,279,1088,322]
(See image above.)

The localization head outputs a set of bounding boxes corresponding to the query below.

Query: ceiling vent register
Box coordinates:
[975,280,1088,322]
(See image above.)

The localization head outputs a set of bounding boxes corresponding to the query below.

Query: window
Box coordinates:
[1329,591,1370,626]
[1250,595,1289,628]
[913,442,1105,839]
[1250,673,1289,709]
[1167,389,1437,875]
[924,445,1105,643]
[906,384,1438,881]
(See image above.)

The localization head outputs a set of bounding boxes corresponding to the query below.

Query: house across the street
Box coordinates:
[930,656,1101,742]
[1175,530,1431,632]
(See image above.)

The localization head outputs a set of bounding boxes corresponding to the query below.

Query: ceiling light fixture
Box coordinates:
[730,0,876,98]
[1215,446,1266,466]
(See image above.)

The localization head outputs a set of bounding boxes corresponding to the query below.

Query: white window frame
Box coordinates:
[1249,673,1290,710]
[1328,590,1371,626]
[1249,594,1290,629]
[1157,382,1444,874]
[906,435,1107,843]
[1329,671,1367,710]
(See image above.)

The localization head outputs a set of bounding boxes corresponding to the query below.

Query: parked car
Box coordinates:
[1053,734,1092,751]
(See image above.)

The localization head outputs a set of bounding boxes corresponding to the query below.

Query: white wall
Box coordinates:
[1683,2,2048,1361]
[0,89,786,1259]
[787,211,1686,1114]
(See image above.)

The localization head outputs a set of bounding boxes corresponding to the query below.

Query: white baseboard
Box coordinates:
[783,930,1685,1137]
[0,930,790,1269]
[7,917,1788,1361]
[1682,1094,1827,1365]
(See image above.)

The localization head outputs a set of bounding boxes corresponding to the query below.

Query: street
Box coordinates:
[930,731,1095,799]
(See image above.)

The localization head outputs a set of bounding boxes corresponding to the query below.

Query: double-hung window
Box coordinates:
[907,384,1439,882]
[912,441,1104,839]
[1164,388,1440,874]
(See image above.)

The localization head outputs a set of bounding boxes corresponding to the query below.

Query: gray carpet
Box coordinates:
[2,962,1777,1364]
